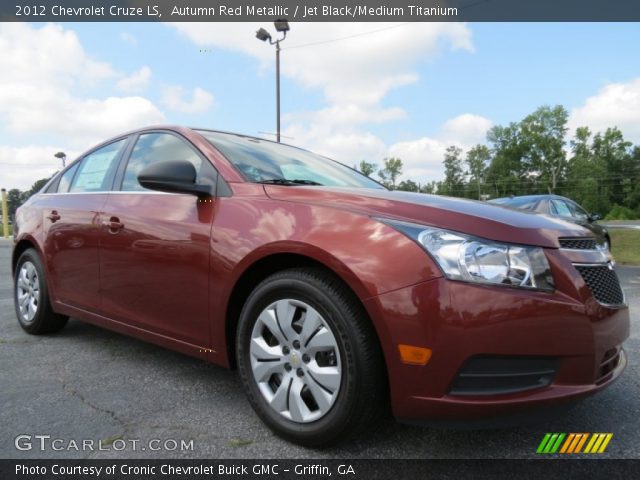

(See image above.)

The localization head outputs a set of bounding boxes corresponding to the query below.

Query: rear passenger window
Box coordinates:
[70,139,126,193]
[121,133,216,191]
[57,163,79,193]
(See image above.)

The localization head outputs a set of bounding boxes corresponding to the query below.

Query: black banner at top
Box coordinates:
[2,0,640,22]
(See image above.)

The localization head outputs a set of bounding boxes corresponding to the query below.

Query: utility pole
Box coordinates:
[276,39,281,143]
[256,19,290,143]
[1,188,9,238]
[54,151,66,168]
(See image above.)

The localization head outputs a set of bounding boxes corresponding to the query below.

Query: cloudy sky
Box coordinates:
[1,22,639,190]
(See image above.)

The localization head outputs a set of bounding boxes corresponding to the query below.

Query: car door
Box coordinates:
[43,138,128,311]
[98,131,218,346]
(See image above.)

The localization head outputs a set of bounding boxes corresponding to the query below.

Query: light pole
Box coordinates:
[256,19,290,143]
[54,151,66,168]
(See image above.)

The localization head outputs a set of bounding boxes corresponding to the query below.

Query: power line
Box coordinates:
[284,23,412,50]
[283,0,492,51]
[0,162,58,166]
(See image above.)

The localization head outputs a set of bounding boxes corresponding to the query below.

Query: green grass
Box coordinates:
[610,230,640,265]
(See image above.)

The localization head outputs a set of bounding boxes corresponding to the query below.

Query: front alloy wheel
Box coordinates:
[237,268,387,447]
[16,261,40,324]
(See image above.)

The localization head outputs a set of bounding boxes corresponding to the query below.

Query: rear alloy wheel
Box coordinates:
[14,249,68,334]
[236,268,387,446]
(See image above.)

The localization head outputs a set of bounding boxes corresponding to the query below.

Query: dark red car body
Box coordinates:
[12,126,629,423]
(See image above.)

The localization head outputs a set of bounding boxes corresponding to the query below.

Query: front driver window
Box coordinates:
[121,133,216,191]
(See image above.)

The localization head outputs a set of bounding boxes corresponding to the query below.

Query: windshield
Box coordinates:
[198,130,384,189]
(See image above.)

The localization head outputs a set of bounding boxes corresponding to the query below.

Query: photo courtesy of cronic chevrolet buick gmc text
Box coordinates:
[12,126,629,446]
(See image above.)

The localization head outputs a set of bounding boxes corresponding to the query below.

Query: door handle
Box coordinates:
[47,211,61,222]
[105,216,124,233]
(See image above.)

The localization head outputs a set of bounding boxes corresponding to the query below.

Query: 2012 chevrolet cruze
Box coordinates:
[13,126,629,446]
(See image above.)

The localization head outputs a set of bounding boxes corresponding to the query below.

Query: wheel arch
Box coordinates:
[12,237,42,276]
[222,250,381,370]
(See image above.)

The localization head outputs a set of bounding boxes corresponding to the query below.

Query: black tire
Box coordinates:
[236,267,387,447]
[14,248,68,334]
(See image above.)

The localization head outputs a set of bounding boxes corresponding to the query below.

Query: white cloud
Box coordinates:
[0,145,80,191]
[0,23,115,88]
[168,22,476,181]
[0,84,165,147]
[0,23,167,190]
[441,113,494,145]
[282,112,492,183]
[284,122,388,167]
[284,104,406,128]
[388,137,449,182]
[387,113,493,183]
[280,105,396,168]
[161,85,214,114]
[569,77,640,143]
[116,66,152,92]
[0,23,165,147]
[170,22,473,107]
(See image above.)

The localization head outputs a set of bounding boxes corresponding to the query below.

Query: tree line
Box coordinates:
[3,178,50,221]
[358,105,640,219]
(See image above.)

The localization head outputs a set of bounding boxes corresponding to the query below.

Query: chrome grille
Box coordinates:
[575,265,624,306]
[559,237,597,250]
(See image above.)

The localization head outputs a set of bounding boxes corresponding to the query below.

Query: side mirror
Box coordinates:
[589,213,602,222]
[138,160,213,197]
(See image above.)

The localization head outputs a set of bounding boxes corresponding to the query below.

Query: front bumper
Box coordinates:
[363,260,630,421]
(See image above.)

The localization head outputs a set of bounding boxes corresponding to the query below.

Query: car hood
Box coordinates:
[264,186,592,248]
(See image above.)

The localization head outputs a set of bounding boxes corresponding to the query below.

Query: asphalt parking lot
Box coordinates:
[1,238,639,459]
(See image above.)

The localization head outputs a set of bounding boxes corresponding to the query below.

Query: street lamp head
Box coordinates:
[274,19,290,33]
[256,28,272,42]
[54,152,66,159]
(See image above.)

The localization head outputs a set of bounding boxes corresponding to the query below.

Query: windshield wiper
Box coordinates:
[257,178,323,186]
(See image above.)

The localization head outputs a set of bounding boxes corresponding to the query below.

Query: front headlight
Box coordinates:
[380,218,554,291]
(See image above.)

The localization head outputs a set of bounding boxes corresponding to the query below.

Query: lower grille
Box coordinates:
[596,348,621,384]
[574,265,625,306]
[450,356,559,396]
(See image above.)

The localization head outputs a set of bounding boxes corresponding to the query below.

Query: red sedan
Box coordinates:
[12,126,629,446]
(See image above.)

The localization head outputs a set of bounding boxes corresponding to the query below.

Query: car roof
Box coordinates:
[108,125,305,152]
[81,125,327,163]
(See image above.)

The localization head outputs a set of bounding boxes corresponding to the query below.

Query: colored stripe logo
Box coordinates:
[537,433,613,454]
